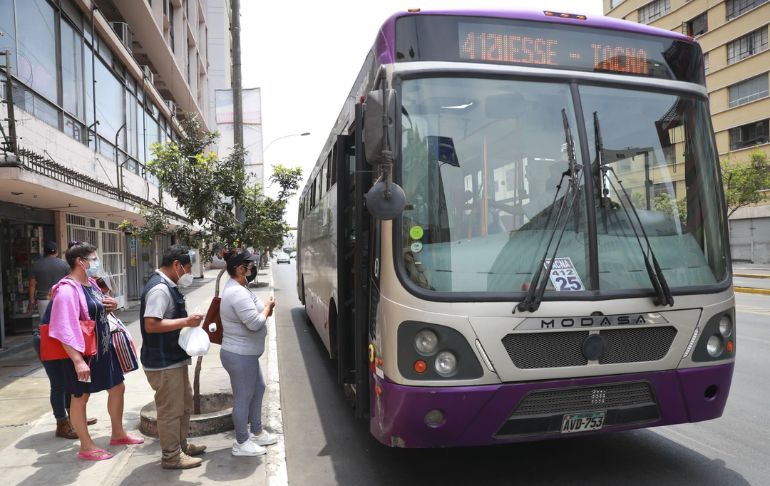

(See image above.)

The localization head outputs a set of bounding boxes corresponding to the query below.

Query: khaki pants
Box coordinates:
[145,366,193,460]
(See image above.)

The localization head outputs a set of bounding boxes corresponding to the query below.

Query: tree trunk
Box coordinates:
[193,268,227,414]
[193,355,203,414]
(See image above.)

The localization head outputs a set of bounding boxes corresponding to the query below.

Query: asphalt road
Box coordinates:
[273,261,769,486]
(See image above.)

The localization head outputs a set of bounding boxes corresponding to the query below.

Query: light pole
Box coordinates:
[263,132,310,154]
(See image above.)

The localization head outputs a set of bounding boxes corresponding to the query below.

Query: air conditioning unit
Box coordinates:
[165,100,177,116]
[109,22,133,53]
[140,65,154,84]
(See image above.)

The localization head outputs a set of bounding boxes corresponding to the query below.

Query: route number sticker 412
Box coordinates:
[544,257,585,291]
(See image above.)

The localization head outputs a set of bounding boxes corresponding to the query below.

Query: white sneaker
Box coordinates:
[232,438,266,457]
[250,430,279,446]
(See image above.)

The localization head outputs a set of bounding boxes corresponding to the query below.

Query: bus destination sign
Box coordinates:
[458,22,659,76]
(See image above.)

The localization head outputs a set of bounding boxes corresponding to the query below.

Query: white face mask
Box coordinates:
[176,265,194,287]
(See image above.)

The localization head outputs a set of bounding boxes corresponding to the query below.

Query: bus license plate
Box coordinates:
[561,412,605,434]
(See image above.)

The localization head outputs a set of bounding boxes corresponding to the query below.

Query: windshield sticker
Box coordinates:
[409,225,424,240]
[545,257,584,291]
[410,242,423,253]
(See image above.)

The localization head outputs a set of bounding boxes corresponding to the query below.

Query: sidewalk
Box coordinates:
[0,267,285,486]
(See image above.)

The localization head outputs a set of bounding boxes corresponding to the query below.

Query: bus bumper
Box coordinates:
[370,362,734,448]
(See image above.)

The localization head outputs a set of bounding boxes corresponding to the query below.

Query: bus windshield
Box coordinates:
[399,76,728,295]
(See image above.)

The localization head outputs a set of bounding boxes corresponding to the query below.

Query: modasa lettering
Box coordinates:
[541,314,648,329]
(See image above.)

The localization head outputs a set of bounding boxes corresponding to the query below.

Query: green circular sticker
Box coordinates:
[409,225,424,240]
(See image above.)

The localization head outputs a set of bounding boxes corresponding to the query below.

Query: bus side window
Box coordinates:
[320,161,327,198]
[330,146,337,187]
[311,179,317,209]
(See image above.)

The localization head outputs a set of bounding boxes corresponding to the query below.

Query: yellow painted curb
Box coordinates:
[734,287,770,296]
[734,273,770,279]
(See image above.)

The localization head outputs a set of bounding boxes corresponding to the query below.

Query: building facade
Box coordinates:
[604,0,770,262]
[0,0,214,348]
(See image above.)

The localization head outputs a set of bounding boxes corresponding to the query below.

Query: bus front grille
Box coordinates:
[495,381,660,437]
[511,381,654,416]
[501,326,678,369]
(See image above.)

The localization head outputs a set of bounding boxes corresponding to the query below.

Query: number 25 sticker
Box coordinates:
[544,257,584,291]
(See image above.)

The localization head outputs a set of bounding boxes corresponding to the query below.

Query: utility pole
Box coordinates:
[231,0,243,150]
[230,0,244,222]
[1,49,17,154]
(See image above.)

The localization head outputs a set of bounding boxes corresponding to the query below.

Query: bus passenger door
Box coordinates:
[336,103,373,420]
[336,132,356,388]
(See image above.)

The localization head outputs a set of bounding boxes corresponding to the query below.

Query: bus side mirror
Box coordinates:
[363,88,406,220]
[364,89,400,165]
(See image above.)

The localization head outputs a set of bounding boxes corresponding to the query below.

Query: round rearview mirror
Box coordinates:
[365,180,406,220]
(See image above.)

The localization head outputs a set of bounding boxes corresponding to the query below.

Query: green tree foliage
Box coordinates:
[722,151,770,217]
[128,115,302,252]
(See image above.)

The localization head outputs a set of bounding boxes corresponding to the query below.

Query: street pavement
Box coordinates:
[0,267,285,486]
[0,262,768,485]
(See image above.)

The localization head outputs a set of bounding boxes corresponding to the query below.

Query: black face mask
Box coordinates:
[246,264,258,283]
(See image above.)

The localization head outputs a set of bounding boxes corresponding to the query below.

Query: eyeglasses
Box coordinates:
[85,256,99,262]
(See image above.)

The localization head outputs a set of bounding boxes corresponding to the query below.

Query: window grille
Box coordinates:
[726,0,768,20]
[729,119,769,150]
[727,27,768,64]
[638,0,670,24]
[728,73,769,108]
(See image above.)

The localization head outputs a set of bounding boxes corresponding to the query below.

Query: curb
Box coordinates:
[734,273,770,279]
[265,265,288,486]
[734,286,770,296]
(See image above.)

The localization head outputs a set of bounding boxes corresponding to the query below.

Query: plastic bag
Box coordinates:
[178,325,211,356]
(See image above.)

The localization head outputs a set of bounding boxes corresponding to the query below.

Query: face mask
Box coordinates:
[83,259,100,278]
[246,264,257,283]
[176,265,194,287]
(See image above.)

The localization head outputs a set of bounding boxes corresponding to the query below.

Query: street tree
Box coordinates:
[722,150,770,217]
[119,114,302,412]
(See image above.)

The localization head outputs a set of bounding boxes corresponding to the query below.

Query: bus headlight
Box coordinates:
[415,329,439,355]
[706,335,723,357]
[718,315,733,337]
[692,309,736,363]
[435,351,458,377]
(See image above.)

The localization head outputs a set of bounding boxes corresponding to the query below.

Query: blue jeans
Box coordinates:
[32,333,70,420]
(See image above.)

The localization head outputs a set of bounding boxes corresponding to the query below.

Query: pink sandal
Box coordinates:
[110,434,145,445]
[78,448,114,461]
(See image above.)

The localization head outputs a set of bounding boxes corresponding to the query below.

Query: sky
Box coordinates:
[240,1,604,227]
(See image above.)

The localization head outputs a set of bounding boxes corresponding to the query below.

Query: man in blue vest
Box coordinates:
[140,244,205,469]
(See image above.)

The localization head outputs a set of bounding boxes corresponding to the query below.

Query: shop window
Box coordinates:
[727,27,768,65]
[729,119,769,150]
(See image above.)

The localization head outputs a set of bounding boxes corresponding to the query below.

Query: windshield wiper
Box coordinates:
[593,112,674,307]
[516,109,583,313]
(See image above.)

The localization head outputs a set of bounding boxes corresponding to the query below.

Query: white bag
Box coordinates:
[178,325,211,356]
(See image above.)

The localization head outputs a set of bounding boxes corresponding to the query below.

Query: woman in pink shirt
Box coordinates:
[47,242,143,461]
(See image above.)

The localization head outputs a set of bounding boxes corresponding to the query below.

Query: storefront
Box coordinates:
[0,202,55,348]
[65,214,127,308]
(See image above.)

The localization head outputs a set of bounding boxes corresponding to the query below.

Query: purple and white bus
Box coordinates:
[296,9,735,448]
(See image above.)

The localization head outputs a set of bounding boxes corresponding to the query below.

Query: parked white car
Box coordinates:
[276,252,291,264]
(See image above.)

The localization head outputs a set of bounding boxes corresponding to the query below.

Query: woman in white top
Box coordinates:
[220,250,277,457]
